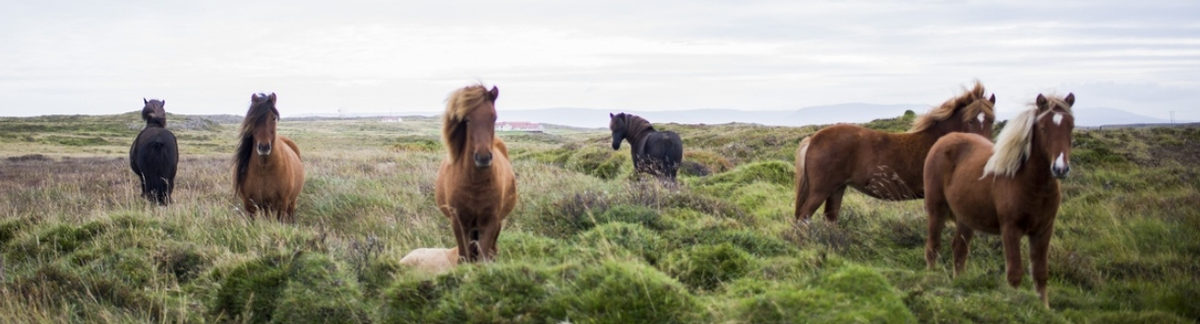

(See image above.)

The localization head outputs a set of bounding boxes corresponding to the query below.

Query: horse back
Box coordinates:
[280,136,302,160]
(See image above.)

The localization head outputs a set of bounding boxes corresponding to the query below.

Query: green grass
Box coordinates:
[0,112,1196,323]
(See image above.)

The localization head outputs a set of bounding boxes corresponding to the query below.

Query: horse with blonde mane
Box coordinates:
[923,93,1076,308]
[435,84,518,263]
[794,81,995,224]
[233,93,305,222]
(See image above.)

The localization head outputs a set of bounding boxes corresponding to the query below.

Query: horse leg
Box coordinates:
[479,218,503,262]
[795,183,832,224]
[449,218,470,262]
[951,222,975,277]
[822,185,848,224]
[1030,229,1053,308]
[242,197,258,218]
[1001,224,1026,288]
[924,202,947,271]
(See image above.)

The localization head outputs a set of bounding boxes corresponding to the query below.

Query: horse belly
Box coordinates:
[944,168,1002,234]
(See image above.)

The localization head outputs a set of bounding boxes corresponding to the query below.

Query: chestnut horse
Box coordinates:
[794,81,995,224]
[923,93,1075,308]
[609,112,684,181]
[129,98,178,205]
[435,84,518,263]
[233,93,305,222]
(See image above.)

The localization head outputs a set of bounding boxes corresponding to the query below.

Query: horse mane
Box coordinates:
[234,94,280,193]
[983,95,1073,178]
[142,100,167,128]
[611,113,656,138]
[442,84,492,162]
[908,81,993,133]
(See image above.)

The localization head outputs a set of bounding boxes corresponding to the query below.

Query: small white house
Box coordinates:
[381,117,403,123]
[495,121,544,133]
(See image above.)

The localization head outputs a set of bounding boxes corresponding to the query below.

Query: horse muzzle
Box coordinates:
[474,152,493,168]
[1052,153,1069,179]
[257,143,272,156]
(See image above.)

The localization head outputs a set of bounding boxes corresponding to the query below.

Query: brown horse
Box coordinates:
[923,93,1075,308]
[233,93,305,222]
[794,81,996,224]
[435,84,518,263]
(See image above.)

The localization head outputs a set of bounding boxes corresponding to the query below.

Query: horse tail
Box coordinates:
[794,137,812,218]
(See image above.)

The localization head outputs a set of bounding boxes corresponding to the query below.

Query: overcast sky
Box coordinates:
[1,0,1197,120]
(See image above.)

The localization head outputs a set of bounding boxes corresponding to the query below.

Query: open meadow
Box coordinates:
[0,112,1197,323]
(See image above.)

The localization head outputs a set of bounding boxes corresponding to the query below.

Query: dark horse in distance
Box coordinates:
[435,84,518,263]
[129,98,179,205]
[234,93,305,222]
[609,112,683,181]
[794,81,995,224]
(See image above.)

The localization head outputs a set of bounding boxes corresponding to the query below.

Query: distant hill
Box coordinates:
[486,103,928,128]
[996,107,1192,127]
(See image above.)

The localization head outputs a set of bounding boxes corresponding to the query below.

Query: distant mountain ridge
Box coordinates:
[291,105,1185,128]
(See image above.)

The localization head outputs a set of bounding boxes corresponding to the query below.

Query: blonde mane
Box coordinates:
[441,84,493,161]
[983,95,1073,178]
[908,81,993,133]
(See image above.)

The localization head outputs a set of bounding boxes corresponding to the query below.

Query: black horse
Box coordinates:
[130,99,179,205]
[609,112,683,181]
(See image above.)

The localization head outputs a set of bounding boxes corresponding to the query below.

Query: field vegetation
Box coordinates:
[0,112,1196,323]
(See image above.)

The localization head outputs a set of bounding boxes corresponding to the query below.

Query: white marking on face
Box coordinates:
[1054,153,1066,170]
[1053,113,1063,125]
[977,113,985,123]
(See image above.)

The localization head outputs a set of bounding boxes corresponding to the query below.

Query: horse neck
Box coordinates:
[1016,130,1055,184]
[624,121,656,148]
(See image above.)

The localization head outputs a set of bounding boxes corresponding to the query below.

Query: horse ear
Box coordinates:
[268,93,277,104]
[988,94,996,104]
[1036,94,1049,111]
[161,100,165,106]
[610,113,615,119]
[1064,93,1075,106]
[488,86,499,102]
[143,98,148,105]
[251,93,259,102]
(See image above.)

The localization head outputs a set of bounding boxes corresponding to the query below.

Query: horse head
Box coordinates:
[1034,93,1075,179]
[467,86,499,168]
[609,112,626,150]
[142,98,167,127]
[249,93,280,157]
[962,94,996,138]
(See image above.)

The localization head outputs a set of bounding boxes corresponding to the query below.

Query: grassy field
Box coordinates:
[0,112,1197,323]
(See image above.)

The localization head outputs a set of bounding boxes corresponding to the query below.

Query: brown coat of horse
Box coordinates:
[923,93,1075,308]
[794,81,995,223]
[234,93,305,222]
[435,84,518,263]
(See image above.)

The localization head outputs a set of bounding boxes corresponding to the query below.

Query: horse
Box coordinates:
[435,84,518,263]
[129,98,179,205]
[609,112,684,181]
[794,81,995,224]
[233,93,305,222]
[922,93,1076,308]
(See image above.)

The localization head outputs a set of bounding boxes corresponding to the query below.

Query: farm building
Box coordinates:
[495,121,544,133]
